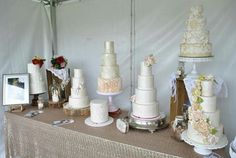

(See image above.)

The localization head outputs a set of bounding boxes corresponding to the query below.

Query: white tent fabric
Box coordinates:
[0,0,52,157]
[1,0,236,157]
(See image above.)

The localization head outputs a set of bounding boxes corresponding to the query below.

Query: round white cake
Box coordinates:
[27,63,46,94]
[90,99,108,124]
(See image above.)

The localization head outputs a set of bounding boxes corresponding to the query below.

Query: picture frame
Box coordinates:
[2,73,30,106]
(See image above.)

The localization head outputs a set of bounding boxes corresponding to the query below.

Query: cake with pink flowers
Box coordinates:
[187,75,223,145]
[97,41,122,93]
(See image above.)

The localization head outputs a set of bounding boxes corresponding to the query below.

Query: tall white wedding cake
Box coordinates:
[27,63,46,94]
[187,75,223,144]
[180,5,213,58]
[131,55,159,118]
[97,41,122,93]
[67,69,89,109]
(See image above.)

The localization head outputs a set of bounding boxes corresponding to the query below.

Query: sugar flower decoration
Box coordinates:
[188,75,219,144]
[32,56,46,68]
[130,95,136,103]
[199,74,215,82]
[51,56,68,69]
[144,54,156,67]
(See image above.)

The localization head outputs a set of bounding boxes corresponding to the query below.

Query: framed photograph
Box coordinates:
[2,73,30,106]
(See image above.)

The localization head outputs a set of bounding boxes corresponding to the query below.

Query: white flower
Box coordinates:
[130,95,136,102]
[144,54,156,67]
[208,135,219,145]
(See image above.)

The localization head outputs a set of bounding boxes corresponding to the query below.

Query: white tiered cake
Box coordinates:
[187,76,223,145]
[27,63,46,94]
[180,5,213,58]
[67,69,89,109]
[97,41,122,93]
[132,56,159,118]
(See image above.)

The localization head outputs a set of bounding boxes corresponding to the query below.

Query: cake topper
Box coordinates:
[190,5,203,17]
[144,54,156,67]
[51,55,68,69]
[32,56,45,68]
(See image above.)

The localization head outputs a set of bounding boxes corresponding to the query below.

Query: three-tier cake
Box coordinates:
[180,5,213,58]
[187,75,223,145]
[67,69,89,109]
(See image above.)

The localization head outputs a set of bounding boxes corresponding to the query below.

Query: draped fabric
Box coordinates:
[0,0,52,157]
[1,0,236,157]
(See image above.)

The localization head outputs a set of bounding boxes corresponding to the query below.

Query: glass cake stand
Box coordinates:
[179,56,213,79]
[182,130,228,156]
[97,91,122,117]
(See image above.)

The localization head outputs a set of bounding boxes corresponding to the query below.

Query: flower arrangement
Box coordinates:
[144,54,156,67]
[198,74,215,82]
[191,79,203,104]
[51,56,67,69]
[32,56,45,68]
[188,78,219,144]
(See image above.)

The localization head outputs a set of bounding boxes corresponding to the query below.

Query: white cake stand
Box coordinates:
[179,57,213,79]
[97,91,122,115]
[182,130,228,156]
[85,117,114,127]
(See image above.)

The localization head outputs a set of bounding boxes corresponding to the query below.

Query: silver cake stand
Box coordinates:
[179,56,213,79]
[182,130,228,156]
[127,112,168,133]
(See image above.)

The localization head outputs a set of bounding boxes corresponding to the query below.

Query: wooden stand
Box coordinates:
[31,94,39,106]
[109,109,122,118]
[48,99,66,108]
[9,105,25,112]
[169,76,189,122]
[63,106,90,117]
[46,69,71,101]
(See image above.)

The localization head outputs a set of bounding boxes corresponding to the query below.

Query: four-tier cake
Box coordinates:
[131,55,160,119]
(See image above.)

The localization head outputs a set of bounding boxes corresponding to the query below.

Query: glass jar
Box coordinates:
[49,79,61,102]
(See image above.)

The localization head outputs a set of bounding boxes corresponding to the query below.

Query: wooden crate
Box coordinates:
[169,76,189,122]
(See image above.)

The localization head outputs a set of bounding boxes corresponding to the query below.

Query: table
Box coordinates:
[5,107,226,158]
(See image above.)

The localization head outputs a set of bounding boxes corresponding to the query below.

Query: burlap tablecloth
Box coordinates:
[4,107,226,158]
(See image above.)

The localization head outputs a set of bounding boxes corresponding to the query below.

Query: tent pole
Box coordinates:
[50,0,57,56]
